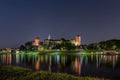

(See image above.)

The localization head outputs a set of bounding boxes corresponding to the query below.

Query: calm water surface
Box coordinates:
[0,52,120,80]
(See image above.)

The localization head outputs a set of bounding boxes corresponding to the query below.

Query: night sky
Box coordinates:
[0,0,120,48]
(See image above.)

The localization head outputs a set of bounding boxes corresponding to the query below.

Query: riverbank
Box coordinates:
[1,50,119,55]
[0,66,107,80]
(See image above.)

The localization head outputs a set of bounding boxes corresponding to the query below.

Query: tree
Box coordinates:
[19,45,26,51]
[60,38,76,50]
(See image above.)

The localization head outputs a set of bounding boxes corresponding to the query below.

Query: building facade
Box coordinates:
[75,35,81,46]
[44,35,81,46]
[32,37,40,46]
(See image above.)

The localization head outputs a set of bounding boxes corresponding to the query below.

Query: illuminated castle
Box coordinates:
[44,35,81,46]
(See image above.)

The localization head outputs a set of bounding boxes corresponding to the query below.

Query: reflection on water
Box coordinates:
[72,56,82,75]
[0,53,120,79]
[89,54,119,68]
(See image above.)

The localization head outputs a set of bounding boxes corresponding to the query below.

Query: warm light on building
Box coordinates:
[33,37,40,46]
[75,35,81,46]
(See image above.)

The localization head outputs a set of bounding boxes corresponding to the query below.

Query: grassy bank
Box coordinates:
[0,50,103,55]
[0,66,107,80]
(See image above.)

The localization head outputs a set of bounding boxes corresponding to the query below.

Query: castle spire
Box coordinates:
[48,34,51,40]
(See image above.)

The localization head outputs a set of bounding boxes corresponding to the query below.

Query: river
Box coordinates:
[0,52,120,80]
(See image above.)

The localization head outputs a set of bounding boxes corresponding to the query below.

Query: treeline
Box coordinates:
[87,39,120,50]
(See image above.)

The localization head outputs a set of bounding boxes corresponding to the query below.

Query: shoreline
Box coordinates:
[0,65,107,80]
[0,50,119,55]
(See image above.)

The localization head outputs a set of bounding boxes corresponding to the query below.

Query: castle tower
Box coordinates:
[33,37,40,46]
[75,35,81,46]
